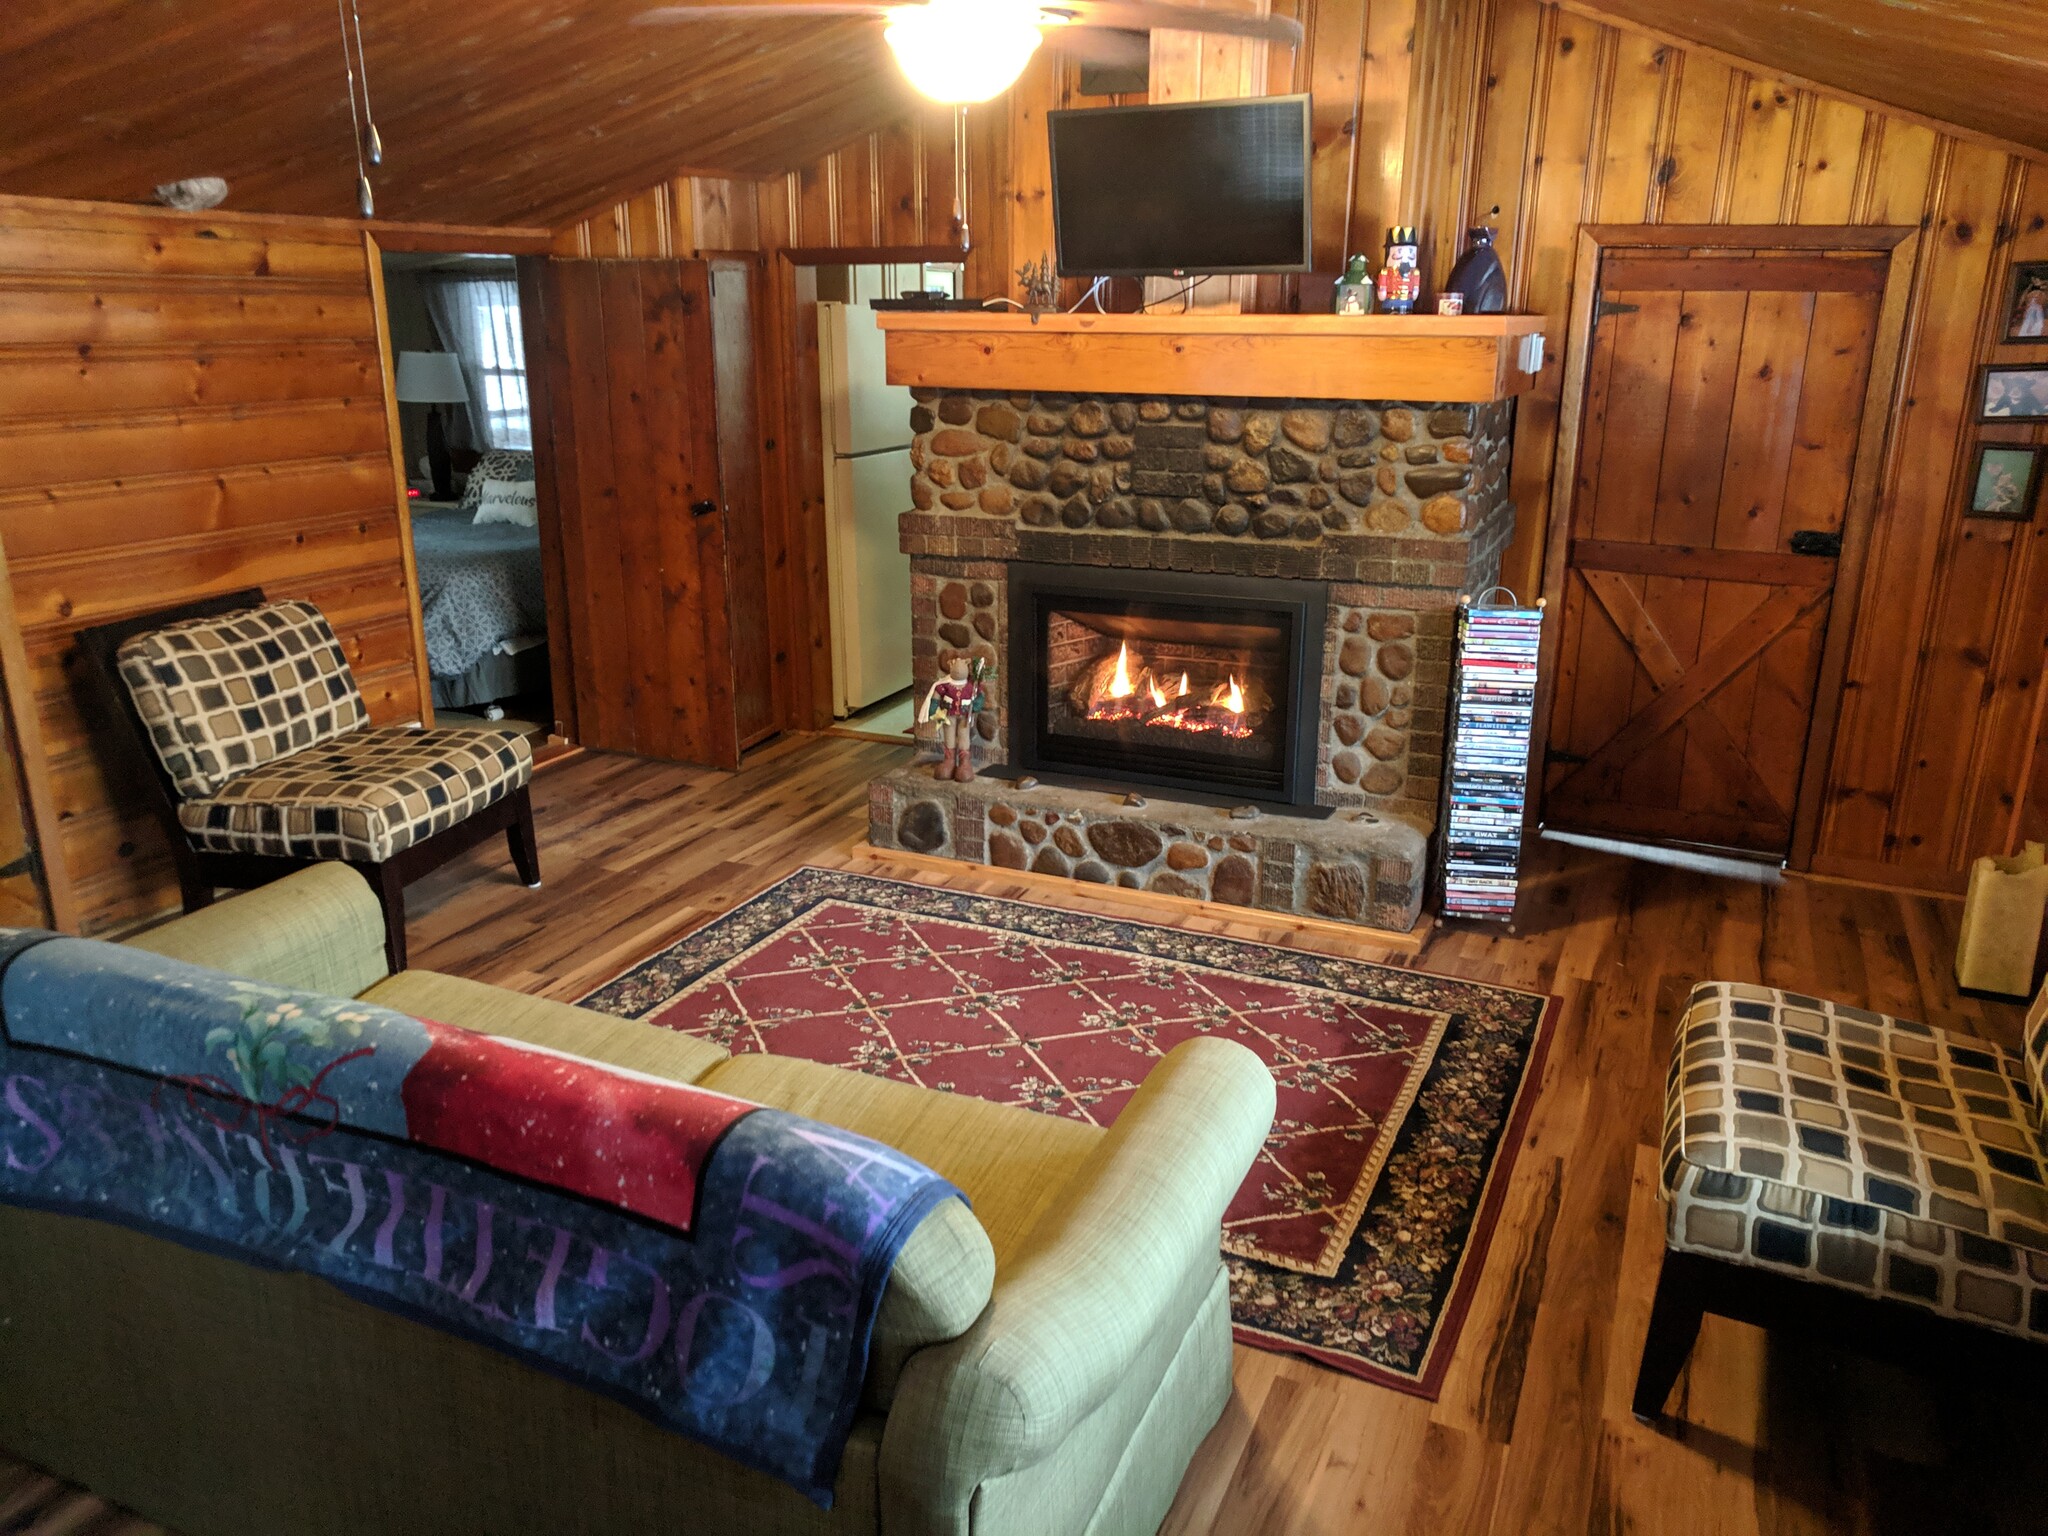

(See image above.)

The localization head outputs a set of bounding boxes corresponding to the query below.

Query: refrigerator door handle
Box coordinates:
[834,444,915,461]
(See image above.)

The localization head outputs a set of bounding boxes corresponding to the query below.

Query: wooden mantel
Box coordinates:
[876,311,1547,403]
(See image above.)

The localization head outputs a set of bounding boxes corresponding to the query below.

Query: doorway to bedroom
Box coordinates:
[380,251,554,744]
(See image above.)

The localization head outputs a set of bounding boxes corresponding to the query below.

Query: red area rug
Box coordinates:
[580,867,1555,1395]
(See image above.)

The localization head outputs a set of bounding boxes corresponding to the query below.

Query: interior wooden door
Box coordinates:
[532,258,739,770]
[1543,241,1894,855]
[707,255,778,748]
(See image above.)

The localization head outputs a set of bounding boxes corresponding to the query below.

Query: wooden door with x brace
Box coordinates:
[1541,229,1911,857]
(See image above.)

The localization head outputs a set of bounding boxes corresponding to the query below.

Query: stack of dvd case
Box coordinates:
[1439,598,1542,921]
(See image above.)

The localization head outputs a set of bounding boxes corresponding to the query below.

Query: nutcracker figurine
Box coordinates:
[1375,225,1422,314]
[919,653,992,782]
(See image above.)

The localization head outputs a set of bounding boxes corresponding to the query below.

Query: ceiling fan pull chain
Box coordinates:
[350,0,384,167]
[336,0,375,217]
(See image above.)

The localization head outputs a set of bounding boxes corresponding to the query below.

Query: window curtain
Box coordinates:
[422,275,532,451]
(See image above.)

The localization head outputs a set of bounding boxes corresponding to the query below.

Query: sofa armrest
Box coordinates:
[879,1037,1273,1525]
[123,866,391,999]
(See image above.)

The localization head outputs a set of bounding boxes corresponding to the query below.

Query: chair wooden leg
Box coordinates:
[506,785,541,889]
[355,861,409,973]
[1633,1250,1708,1422]
[174,851,217,914]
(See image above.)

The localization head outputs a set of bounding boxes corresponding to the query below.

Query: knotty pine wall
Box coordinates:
[0,195,429,933]
[1466,0,2048,889]
[555,1,2048,888]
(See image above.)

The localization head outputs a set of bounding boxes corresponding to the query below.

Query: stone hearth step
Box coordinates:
[868,766,1428,933]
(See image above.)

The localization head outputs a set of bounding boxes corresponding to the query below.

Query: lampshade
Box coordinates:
[885,0,1042,105]
[395,350,468,404]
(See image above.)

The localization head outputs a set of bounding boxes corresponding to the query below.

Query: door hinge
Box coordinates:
[1789,530,1843,558]
[1596,297,1639,322]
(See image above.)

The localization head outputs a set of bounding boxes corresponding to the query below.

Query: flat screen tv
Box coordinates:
[1049,96,1312,278]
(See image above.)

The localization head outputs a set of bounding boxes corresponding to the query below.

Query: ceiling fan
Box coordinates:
[634,0,1304,103]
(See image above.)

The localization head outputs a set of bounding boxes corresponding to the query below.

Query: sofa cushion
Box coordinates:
[360,968,731,1085]
[697,1053,1095,1404]
[117,599,368,800]
[178,724,532,863]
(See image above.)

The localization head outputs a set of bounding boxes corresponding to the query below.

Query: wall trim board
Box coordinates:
[0,191,550,252]
[362,233,437,730]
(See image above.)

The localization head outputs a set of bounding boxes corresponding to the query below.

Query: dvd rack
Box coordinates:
[1438,594,1543,922]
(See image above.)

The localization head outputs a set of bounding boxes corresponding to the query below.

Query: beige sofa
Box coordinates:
[0,865,1275,1536]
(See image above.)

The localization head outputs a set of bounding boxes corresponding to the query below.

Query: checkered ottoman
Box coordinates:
[179,725,534,863]
[1636,980,2048,1417]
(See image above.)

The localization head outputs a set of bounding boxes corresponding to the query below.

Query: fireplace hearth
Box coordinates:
[1011,564,1325,805]
[866,382,1522,932]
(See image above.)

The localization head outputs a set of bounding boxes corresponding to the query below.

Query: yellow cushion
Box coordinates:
[698,1054,1101,1268]
[359,970,730,1086]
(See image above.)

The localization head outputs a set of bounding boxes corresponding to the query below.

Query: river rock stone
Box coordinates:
[1148,871,1203,899]
[1048,463,1086,498]
[1333,407,1378,448]
[1138,399,1173,421]
[1101,434,1135,461]
[1334,714,1364,746]
[1377,643,1414,680]
[989,830,1027,868]
[1339,637,1371,677]
[930,428,982,458]
[1331,749,1363,784]
[1204,444,1236,472]
[1095,499,1133,529]
[1136,498,1170,531]
[898,801,947,853]
[1214,504,1252,536]
[1405,445,1439,464]
[1166,842,1209,871]
[1208,407,1244,444]
[1053,824,1086,858]
[1022,435,1062,461]
[976,402,1023,441]
[1407,465,1472,497]
[1268,444,1315,483]
[1087,821,1164,867]
[926,458,955,488]
[979,485,1012,516]
[1019,495,1056,526]
[1429,407,1475,436]
[1362,675,1390,714]
[1211,854,1256,907]
[1019,819,1046,845]
[1336,471,1377,506]
[1322,507,1355,532]
[1226,459,1271,495]
[973,611,997,639]
[1171,499,1214,533]
[1421,494,1467,535]
[1362,764,1404,795]
[1367,613,1414,641]
[939,583,968,619]
[1027,411,1065,436]
[1366,502,1411,533]
[1253,510,1294,540]
[1365,726,1406,761]
[937,395,974,425]
[939,491,976,511]
[912,478,935,511]
[1031,847,1070,877]
[958,457,987,490]
[1065,438,1100,463]
[1059,496,1092,528]
[1009,456,1049,490]
[938,621,972,647]
[1069,400,1111,437]
[1381,407,1415,442]
[1241,412,1279,455]
[1282,411,1330,452]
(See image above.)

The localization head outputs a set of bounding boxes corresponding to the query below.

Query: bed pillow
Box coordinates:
[473,479,538,527]
[459,449,535,513]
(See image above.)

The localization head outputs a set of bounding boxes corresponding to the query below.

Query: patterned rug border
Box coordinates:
[581,865,1559,1397]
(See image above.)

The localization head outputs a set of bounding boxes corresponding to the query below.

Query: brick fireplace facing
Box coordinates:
[870,388,1517,931]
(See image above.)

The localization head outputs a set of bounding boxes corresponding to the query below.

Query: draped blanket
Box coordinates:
[0,935,960,1505]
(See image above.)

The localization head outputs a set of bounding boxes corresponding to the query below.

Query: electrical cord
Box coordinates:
[1138,274,1208,314]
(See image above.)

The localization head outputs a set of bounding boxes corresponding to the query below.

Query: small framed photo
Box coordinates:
[1967,443,2043,520]
[1978,365,2048,422]
[2005,261,2048,342]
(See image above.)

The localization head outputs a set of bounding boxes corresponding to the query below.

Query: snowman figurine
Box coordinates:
[919,653,991,782]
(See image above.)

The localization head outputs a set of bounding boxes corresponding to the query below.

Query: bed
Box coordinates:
[412,504,549,710]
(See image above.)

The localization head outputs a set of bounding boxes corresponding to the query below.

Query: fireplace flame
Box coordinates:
[1218,675,1245,713]
[1176,672,1190,697]
[1148,678,1168,708]
[1107,641,1135,699]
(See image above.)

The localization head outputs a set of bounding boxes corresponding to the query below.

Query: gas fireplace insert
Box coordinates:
[1007,564,1327,805]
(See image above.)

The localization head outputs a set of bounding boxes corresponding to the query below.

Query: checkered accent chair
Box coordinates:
[1661,981,2048,1339]
[115,600,533,864]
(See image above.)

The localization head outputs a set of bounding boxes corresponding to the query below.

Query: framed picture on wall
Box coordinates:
[1967,443,2043,520]
[1978,365,2048,422]
[2005,261,2048,342]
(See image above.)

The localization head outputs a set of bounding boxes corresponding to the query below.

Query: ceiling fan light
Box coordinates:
[885,0,1042,104]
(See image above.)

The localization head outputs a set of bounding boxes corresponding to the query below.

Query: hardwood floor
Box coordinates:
[6,731,2046,1536]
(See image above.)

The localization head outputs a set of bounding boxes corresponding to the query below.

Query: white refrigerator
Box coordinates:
[819,298,916,716]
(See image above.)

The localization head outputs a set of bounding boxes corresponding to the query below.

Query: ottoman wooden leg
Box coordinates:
[1633,1250,1709,1422]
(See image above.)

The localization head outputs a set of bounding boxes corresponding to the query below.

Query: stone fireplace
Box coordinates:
[866,385,1518,932]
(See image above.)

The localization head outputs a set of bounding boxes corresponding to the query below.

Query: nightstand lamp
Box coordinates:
[395,351,469,500]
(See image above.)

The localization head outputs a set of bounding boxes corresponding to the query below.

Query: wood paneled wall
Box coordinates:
[0,195,428,933]
[554,3,2048,889]
[1465,0,2048,889]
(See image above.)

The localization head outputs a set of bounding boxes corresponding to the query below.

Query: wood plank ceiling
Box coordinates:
[0,0,919,227]
[1562,0,2048,158]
